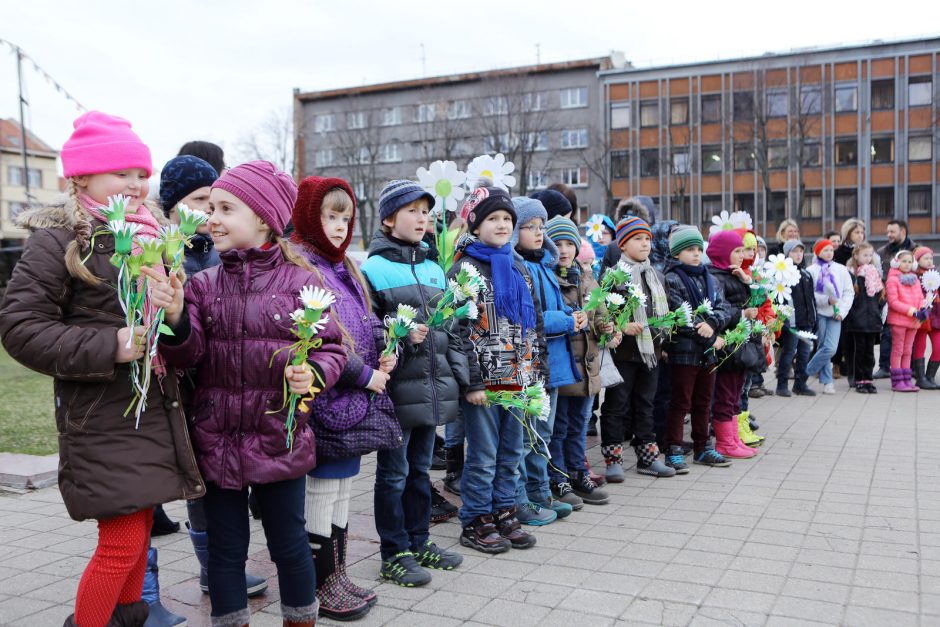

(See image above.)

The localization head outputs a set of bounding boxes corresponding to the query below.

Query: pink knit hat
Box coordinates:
[61,111,152,178]
[914,246,933,262]
[211,161,297,236]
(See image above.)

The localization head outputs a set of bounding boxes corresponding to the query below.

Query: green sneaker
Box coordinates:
[379,552,431,587]
[415,540,463,570]
[534,496,573,519]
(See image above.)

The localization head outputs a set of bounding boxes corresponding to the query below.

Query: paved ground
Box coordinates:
[1,378,937,626]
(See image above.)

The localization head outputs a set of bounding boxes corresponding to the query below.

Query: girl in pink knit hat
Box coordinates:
[912,246,940,389]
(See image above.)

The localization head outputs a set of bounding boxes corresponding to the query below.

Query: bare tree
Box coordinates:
[236,106,294,173]
[412,90,472,164]
[575,125,617,214]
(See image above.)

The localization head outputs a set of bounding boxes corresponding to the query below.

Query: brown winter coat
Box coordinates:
[555,262,602,397]
[0,201,205,521]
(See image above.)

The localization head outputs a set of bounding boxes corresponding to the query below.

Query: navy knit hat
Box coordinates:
[461,186,516,234]
[529,189,573,220]
[159,155,218,216]
[378,179,435,221]
[546,216,581,254]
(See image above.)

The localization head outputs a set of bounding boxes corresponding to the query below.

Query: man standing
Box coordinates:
[874,220,917,378]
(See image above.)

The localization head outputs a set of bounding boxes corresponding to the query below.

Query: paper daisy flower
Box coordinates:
[136,236,165,266]
[922,269,940,293]
[764,254,801,287]
[178,204,210,236]
[289,309,306,324]
[606,292,626,307]
[101,195,128,222]
[108,220,142,255]
[678,302,694,327]
[310,313,330,334]
[585,215,606,243]
[696,299,714,317]
[416,160,467,214]
[299,286,336,311]
[466,153,516,190]
[792,329,817,343]
[771,282,792,304]
[396,304,419,322]
[709,210,753,237]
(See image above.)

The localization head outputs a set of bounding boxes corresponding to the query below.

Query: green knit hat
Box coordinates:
[669,225,705,257]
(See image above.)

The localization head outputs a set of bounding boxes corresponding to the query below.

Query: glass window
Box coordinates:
[701,94,721,123]
[801,141,821,167]
[871,187,894,218]
[640,149,659,177]
[640,101,659,127]
[734,193,755,214]
[448,100,471,119]
[767,90,788,117]
[381,107,401,126]
[800,86,821,114]
[702,195,723,217]
[27,168,41,188]
[734,144,755,171]
[909,136,932,161]
[701,145,722,173]
[560,87,588,108]
[733,92,754,122]
[7,166,23,186]
[835,139,858,166]
[768,144,788,169]
[835,189,857,218]
[835,84,858,112]
[611,103,631,129]
[561,167,588,186]
[524,131,549,152]
[380,143,401,162]
[483,97,508,116]
[315,149,334,167]
[527,170,548,190]
[415,103,436,123]
[909,77,932,107]
[314,114,334,133]
[769,192,788,225]
[670,99,689,125]
[522,92,545,112]
[801,192,823,218]
[347,111,367,129]
[9,201,26,219]
[872,79,894,110]
[611,150,629,179]
[561,128,588,149]
[909,186,932,215]
[484,133,512,154]
[870,137,894,164]
[672,151,690,174]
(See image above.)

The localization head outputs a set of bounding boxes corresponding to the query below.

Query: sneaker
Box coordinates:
[865,382,878,394]
[430,485,458,523]
[514,502,557,526]
[551,481,584,511]
[495,508,537,549]
[775,386,792,397]
[459,515,511,554]
[822,382,836,395]
[635,442,676,478]
[379,552,431,587]
[793,386,817,396]
[415,540,463,571]
[571,471,610,505]
[693,447,732,467]
[856,382,870,394]
[759,386,774,396]
[748,387,765,399]
[665,446,690,474]
[535,496,573,519]
[873,368,891,380]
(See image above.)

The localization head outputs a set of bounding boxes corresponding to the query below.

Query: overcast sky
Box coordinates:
[1,0,937,182]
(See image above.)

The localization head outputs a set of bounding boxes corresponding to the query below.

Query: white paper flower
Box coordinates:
[633,290,648,308]
[299,286,336,311]
[289,309,306,324]
[922,270,940,293]
[709,210,753,237]
[416,160,467,214]
[396,304,419,322]
[792,329,817,343]
[771,282,793,304]
[678,302,694,327]
[764,254,801,287]
[697,298,714,316]
[310,313,330,334]
[585,215,606,243]
[606,293,626,307]
[466,153,516,190]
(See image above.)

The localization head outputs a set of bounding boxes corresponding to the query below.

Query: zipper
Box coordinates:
[411,248,439,423]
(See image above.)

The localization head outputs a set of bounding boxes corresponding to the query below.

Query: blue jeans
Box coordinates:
[204,477,314,619]
[516,388,558,505]
[740,372,753,412]
[459,402,524,527]
[444,412,465,448]
[549,395,593,483]
[374,425,435,559]
[806,316,842,385]
[777,323,812,389]
[879,322,892,371]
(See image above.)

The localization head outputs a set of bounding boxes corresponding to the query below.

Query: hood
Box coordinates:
[366,229,429,265]
[16,197,167,232]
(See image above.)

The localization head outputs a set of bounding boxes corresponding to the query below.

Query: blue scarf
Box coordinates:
[465,241,537,335]
[671,263,716,309]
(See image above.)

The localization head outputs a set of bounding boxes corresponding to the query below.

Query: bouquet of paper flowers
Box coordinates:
[382,304,419,358]
[920,270,940,319]
[425,263,484,328]
[648,299,717,338]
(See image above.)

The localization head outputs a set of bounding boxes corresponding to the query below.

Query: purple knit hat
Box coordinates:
[211,160,297,236]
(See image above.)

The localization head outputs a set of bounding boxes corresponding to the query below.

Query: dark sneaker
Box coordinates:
[693,447,732,467]
[748,387,765,399]
[550,481,584,511]
[534,496,573,519]
[495,508,537,549]
[856,382,870,394]
[775,386,792,397]
[793,386,817,396]
[664,445,690,475]
[571,471,610,505]
[415,540,463,570]
[430,485,458,523]
[459,515,511,554]
[865,382,878,394]
[379,552,431,587]
[514,502,557,526]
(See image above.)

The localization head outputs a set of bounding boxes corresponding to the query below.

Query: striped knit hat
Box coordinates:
[546,216,581,253]
[615,215,652,249]
[669,225,705,257]
[378,179,435,221]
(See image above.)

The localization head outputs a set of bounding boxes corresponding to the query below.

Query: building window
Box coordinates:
[527,170,548,190]
[561,128,588,149]
[835,139,858,166]
[381,107,401,126]
[561,167,588,187]
[484,133,512,154]
[640,101,659,127]
[523,131,549,152]
[835,84,858,112]
[734,193,755,214]
[640,149,659,177]
[871,79,894,110]
[734,144,755,171]
[315,149,334,167]
[767,90,788,117]
[670,99,689,125]
[871,187,894,218]
[522,92,545,112]
[835,189,857,218]
[610,150,629,179]
[909,135,933,161]
[671,151,690,175]
[7,165,23,186]
[314,114,334,133]
[560,87,588,109]
[801,192,823,218]
[483,96,509,116]
[870,136,894,164]
[28,168,41,188]
[701,94,721,123]
[801,141,821,167]
[702,195,723,217]
[769,191,788,225]
[415,103,436,123]
[379,143,401,162]
[800,86,821,115]
[733,92,754,122]
[352,147,370,165]
[909,186,932,215]
[611,103,631,129]
[448,100,471,120]
[909,77,933,107]
[347,111,367,129]
[767,144,788,169]
[701,145,722,173]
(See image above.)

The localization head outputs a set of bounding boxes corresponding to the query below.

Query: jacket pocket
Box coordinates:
[56,380,108,433]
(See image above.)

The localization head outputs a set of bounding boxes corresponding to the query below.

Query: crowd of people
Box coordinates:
[1,110,937,627]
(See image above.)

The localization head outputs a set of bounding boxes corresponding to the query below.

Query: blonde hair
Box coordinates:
[840,218,866,244]
[775,219,799,244]
[64,177,102,286]
[847,241,874,272]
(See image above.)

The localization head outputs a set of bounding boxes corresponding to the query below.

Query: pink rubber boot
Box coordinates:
[714,419,757,459]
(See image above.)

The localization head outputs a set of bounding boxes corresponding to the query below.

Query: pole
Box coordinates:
[15,46,32,207]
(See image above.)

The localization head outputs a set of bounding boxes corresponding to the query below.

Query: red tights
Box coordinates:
[913,328,940,362]
[74,508,153,627]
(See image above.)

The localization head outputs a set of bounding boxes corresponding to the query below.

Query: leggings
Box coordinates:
[913,328,940,362]
[304,475,354,537]
[75,508,153,627]
[890,325,918,369]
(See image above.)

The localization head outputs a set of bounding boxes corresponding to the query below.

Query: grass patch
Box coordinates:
[0,346,57,455]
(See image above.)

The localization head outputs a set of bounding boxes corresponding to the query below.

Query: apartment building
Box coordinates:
[1,118,61,242]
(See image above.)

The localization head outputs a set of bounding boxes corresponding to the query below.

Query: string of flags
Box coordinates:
[1,38,86,112]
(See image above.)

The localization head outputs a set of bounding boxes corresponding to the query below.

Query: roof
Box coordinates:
[0,118,57,156]
[295,57,617,102]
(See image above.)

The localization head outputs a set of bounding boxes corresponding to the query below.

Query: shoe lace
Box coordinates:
[667,454,684,465]
[556,482,573,496]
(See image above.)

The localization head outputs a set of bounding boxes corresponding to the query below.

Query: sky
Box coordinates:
[1,0,938,184]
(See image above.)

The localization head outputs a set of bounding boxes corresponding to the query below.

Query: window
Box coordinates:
[415,103,436,123]
[352,147,370,165]
[560,87,588,108]
[769,192,788,225]
[871,187,894,218]
[800,86,821,114]
[670,99,689,125]
[522,92,545,112]
[835,189,857,218]
[734,144,755,171]
[561,128,588,149]
[671,151,690,175]
[611,103,631,129]
[524,131,548,152]
[734,193,755,214]
[870,136,894,164]
[610,150,629,179]
[767,90,788,117]
[381,107,401,126]
[671,197,691,223]
[734,92,754,122]
[835,139,858,166]
[701,145,722,173]
[561,167,588,187]
[909,186,932,215]
[701,94,721,123]
[835,84,858,112]
[379,143,401,162]
[314,114,334,133]
[315,149,334,167]
[801,141,821,167]
[7,165,23,186]
[640,101,659,127]
[872,79,894,110]
[909,77,933,107]
[527,170,548,190]
[347,111,367,129]
[702,195,723,217]
[640,149,659,177]
[484,133,512,154]
[801,192,823,218]
[909,136,933,161]
[768,144,788,169]
[483,96,509,116]
[448,100,471,120]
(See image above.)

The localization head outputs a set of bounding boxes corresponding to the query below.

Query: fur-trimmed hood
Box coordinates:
[16,197,168,233]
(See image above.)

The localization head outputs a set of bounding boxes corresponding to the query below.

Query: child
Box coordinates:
[157,160,347,627]
[453,183,548,553]
[885,250,924,392]
[776,241,818,397]
[806,239,855,394]
[600,216,675,479]
[844,243,885,394]
[663,226,735,470]
[159,154,220,275]
[0,111,205,627]
[292,176,403,618]
[912,247,940,390]
[360,180,467,586]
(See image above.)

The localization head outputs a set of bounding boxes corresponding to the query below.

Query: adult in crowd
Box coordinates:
[770,219,801,256]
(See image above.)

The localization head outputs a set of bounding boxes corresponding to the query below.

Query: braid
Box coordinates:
[64,178,101,285]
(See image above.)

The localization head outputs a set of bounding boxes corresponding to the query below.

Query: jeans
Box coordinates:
[204,477,314,619]
[549,395,593,483]
[740,372,753,412]
[444,411,465,448]
[777,323,812,389]
[666,364,715,453]
[600,360,658,447]
[459,402,524,527]
[374,424,435,559]
[516,388,557,504]
[806,316,841,385]
[879,322,892,371]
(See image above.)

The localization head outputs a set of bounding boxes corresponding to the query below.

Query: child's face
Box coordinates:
[898,253,914,273]
[817,245,834,262]
[599,229,613,246]
[207,188,270,251]
[475,210,514,247]
[167,185,212,234]
[321,206,352,248]
[677,245,702,266]
[516,218,544,251]
[858,248,873,266]
[919,253,934,270]
[757,245,767,259]
[789,247,805,265]
[76,169,150,212]
[385,199,429,244]
[743,246,756,260]
[729,246,745,268]
[620,232,651,262]
[556,239,577,268]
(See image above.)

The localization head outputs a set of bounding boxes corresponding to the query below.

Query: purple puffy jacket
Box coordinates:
[160,245,346,489]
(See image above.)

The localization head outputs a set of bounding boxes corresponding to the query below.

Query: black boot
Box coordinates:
[915,358,939,390]
[308,532,370,621]
[430,483,458,522]
[443,444,464,495]
[928,361,940,388]
[151,506,179,537]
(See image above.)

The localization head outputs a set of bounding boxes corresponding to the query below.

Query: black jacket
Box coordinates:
[609,264,668,364]
[843,275,884,334]
[878,236,917,278]
[790,268,818,332]
[663,260,735,367]
[708,265,760,372]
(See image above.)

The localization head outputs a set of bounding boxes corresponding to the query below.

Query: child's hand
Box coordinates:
[731,266,752,283]
[743,307,759,320]
[696,322,715,338]
[366,369,390,394]
[378,354,397,373]
[597,320,615,335]
[829,297,838,306]
[713,336,726,351]
[142,267,184,326]
[115,326,148,363]
[409,323,429,345]
[466,390,487,406]
[909,307,918,317]
[286,364,313,395]
[606,331,623,349]
[572,311,587,330]
[624,322,644,337]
